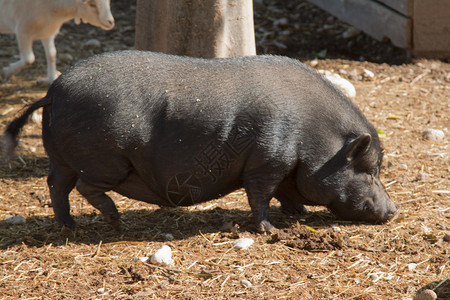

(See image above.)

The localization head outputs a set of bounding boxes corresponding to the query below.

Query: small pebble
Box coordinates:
[150,245,173,265]
[363,69,375,80]
[416,172,430,181]
[415,289,437,300]
[422,129,445,141]
[309,59,319,67]
[420,224,431,234]
[58,53,73,64]
[332,226,341,232]
[348,69,362,81]
[397,163,408,170]
[233,238,254,250]
[132,257,149,263]
[31,111,42,123]
[342,27,361,39]
[241,279,253,288]
[97,288,105,294]
[5,215,26,225]
[84,38,101,49]
[164,233,174,240]
[273,17,289,27]
[407,263,417,271]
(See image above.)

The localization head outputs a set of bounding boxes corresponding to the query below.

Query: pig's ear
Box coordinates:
[346,133,371,162]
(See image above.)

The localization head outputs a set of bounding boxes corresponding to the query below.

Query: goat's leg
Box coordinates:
[2,34,35,79]
[40,34,60,84]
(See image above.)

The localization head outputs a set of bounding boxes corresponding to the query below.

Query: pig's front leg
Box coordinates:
[243,171,284,233]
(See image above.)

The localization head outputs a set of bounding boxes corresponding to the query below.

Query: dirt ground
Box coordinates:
[0,1,448,299]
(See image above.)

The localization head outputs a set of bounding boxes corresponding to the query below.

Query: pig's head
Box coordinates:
[297,133,398,223]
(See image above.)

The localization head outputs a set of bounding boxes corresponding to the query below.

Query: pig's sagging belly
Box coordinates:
[113,169,242,207]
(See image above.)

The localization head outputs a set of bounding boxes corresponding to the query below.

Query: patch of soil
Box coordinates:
[268,223,344,251]
[0,0,449,299]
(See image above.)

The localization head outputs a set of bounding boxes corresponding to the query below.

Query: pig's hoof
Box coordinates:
[56,216,76,231]
[257,220,277,234]
[60,223,76,236]
[281,203,308,216]
[103,213,121,231]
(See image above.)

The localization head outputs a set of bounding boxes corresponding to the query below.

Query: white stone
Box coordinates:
[309,59,319,67]
[273,17,289,27]
[422,129,445,141]
[58,53,73,63]
[407,263,417,271]
[84,39,101,49]
[241,279,253,288]
[164,233,174,240]
[31,111,42,123]
[332,226,342,232]
[397,164,408,170]
[323,71,356,99]
[150,245,173,266]
[342,27,361,39]
[363,69,375,79]
[132,257,149,263]
[233,238,254,250]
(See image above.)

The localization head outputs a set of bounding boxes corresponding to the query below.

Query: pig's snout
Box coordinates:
[378,199,399,223]
[362,193,399,224]
[371,182,399,223]
[328,188,399,224]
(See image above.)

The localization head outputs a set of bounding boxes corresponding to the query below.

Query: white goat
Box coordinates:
[0,0,114,83]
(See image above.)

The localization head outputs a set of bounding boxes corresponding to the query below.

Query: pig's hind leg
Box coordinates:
[47,161,78,229]
[76,179,120,229]
[275,179,308,216]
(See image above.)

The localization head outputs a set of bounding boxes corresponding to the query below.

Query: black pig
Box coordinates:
[3,51,398,232]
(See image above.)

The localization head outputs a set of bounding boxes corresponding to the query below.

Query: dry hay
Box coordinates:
[0,0,448,299]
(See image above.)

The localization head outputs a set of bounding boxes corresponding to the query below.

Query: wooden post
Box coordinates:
[135,0,256,58]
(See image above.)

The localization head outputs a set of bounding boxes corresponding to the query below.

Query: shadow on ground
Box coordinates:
[0,204,356,249]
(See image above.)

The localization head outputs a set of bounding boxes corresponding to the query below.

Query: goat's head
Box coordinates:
[75,0,114,30]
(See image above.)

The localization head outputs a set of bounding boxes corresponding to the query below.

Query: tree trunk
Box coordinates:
[135,0,256,58]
